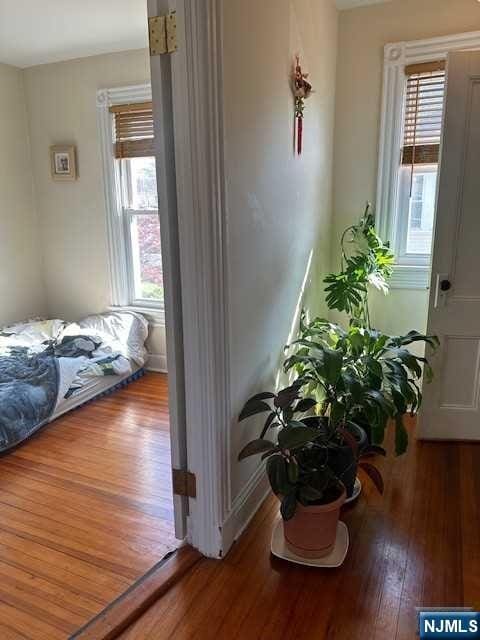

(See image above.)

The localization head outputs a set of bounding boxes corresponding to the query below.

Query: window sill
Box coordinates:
[390,265,431,290]
[108,305,165,327]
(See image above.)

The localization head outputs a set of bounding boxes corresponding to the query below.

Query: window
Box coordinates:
[397,165,438,258]
[98,87,164,319]
[394,62,445,268]
[376,39,454,289]
[118,156,163,305]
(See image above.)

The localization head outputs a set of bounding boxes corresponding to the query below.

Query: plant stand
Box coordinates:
[270,520,349,568]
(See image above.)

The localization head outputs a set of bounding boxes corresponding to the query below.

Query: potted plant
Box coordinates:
[238,379,384,557]
[323,203,395,330]
[284,314,439,460]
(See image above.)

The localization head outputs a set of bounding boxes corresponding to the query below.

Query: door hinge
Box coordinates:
[172,468,196,498]
[149,12,178,56]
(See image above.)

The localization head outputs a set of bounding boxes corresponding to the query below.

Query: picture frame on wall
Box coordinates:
[50,145,77,181]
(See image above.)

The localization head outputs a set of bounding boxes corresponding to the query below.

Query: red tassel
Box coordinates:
[293,113,297,153]
[297,117,303,155]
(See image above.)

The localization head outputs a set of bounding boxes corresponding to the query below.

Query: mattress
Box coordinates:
[0,311,149,453]
[51,364,143,420]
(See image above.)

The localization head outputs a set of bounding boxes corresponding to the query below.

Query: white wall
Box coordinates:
[0,63,46,326]
[224,0,339,502]
[23,49,166,360]
[332,0,480,335]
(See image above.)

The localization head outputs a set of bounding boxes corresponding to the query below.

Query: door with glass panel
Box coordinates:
[419,51,480,440]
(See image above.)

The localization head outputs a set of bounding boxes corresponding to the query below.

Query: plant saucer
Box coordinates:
[271,520,349,568]
[344,476,362,504]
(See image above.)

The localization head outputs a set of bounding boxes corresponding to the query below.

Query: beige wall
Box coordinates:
[0,63,46,326]
[332,0,480,335]
[224,0,338,500]
[23,49,166,359]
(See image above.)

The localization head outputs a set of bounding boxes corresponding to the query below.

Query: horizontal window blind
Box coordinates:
[110,102,154,159]
[402,60,446,165]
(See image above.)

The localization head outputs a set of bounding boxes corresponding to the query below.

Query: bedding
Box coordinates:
[0,311,148,453]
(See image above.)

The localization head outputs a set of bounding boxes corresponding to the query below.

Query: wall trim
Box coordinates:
[145,353,168,373]
[376,30,480,290]
[220,463,271,555]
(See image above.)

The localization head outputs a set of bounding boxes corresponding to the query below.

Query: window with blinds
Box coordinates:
[402,61,446,166]
[109,102,154,159]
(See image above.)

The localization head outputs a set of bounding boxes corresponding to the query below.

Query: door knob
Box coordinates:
[440,279,452,291]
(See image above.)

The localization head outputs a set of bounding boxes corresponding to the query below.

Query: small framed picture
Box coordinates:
[50,145,77,181]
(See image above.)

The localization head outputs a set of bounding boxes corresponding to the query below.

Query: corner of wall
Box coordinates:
[20,67,49,318]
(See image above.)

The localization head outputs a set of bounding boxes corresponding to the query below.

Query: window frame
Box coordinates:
[97,84,165,325]
[376,31,480,290]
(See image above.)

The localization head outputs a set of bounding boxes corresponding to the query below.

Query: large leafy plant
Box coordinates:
[324,204,394,329]
[284,314,439,455]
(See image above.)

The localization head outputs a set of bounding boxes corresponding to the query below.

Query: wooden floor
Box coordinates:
[0,372,177,640]
[119,422,480,640]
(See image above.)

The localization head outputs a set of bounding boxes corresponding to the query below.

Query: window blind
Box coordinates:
[402,61,446,166]
[110,102,155,159]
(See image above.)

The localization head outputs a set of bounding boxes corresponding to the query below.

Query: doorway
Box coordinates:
[0,2,188,637]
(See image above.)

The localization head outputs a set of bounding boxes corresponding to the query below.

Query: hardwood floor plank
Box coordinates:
[460,444,480,609]
[0,373,178,639]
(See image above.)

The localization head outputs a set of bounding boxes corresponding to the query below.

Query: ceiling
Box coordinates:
[336,0,392,9]
[0,0,148,68]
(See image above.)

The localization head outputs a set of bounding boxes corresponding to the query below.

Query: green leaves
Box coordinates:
[274,382,302,409]
[322,348,343,384]
[260,411,277,438]
[394,414,409,456]
[238,439,276,461]
[324,272,367,316]
[323,204,395,326]
[280,493,297,520]
[266,455,290,495]
[278,425,320,451]
[295,397,317,413]
[239,392,274,421]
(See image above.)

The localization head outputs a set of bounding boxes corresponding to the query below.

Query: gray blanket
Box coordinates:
[0,348,59,453]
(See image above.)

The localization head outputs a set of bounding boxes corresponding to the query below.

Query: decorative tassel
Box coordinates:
[292,55,313,156]
[297,115,303,155]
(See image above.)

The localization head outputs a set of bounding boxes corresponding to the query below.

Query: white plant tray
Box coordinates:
[271,520,349,568]
[345,477,362,504]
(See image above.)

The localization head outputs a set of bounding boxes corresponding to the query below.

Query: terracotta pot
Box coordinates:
[282,488,346,559]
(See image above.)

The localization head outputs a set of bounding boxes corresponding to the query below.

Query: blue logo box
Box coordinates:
[420,612,480,638]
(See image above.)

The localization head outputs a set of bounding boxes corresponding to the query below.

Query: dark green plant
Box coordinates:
[237,380,384,520]
[238,381,339,520]
[284,314,439,456]
[324,204,394,329]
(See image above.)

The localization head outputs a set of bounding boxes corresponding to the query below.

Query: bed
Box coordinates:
[0,311,149,453]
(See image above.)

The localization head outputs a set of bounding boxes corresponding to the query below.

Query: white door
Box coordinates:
[419,51,480,440]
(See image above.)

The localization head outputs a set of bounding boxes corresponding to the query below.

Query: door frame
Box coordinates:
[148,0,230,557]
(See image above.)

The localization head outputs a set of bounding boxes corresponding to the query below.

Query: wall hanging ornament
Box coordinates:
[292,55,313,155]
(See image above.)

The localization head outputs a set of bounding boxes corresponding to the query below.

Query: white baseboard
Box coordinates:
[145,353,168,373]
[220,462,272,556]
